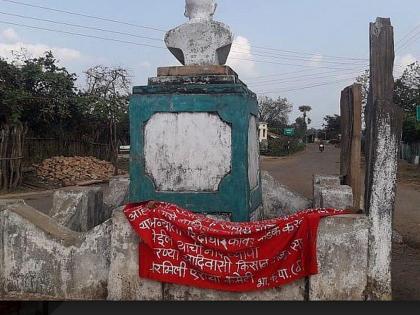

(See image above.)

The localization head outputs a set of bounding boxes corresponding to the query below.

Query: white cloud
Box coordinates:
[227,35,258,77]
[139,61,152,69]
[395,53,417,76]
[1,28,20,43]
[0,28,82,63]
[308,54,323,67]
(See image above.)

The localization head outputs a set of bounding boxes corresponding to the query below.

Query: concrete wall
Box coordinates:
[0,201,111,300]
[51,187,107,232]
[107,209,163,301]
[259,171,312,220]
[0,176,371,301]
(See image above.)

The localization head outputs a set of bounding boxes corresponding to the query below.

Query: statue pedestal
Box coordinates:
[129,66,262,222]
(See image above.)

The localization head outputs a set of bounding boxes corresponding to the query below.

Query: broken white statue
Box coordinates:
[164,0,233,66]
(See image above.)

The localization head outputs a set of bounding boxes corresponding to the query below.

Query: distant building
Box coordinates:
[258,122,268,152]
[258,122,268,142]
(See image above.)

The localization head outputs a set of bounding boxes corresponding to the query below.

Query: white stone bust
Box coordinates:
[165,0,233,66]
[184,0,217,22]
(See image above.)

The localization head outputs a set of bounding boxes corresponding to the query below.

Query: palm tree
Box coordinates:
[298,106,312,143]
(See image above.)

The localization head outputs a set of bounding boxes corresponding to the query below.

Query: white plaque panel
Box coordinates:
[144,112,232,192]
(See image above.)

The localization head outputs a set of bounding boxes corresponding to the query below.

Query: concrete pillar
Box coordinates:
[364,17,403,300]
[340,84,362,210]
[320,186,353,210]
[309,215,369,300]
[312,175,341,208]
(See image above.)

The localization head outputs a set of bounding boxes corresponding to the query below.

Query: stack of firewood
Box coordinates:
[34,156,122,186]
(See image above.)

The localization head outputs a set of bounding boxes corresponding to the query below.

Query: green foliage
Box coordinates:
[0,51,79,136]
[0,52,131,145]
[402,114,420,143]
[265,137,305,157]
[357,62,420,143]
[258,96,292,130]
[322,114,341,140]
[394,62,420,113]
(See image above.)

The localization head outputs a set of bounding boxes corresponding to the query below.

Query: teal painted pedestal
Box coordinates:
[129,74,262,222]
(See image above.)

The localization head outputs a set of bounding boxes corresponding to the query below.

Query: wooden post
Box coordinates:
[340,83,362,210]
[364,17,403,301]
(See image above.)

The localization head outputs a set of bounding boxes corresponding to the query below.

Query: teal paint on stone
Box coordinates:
[129,82,262,222]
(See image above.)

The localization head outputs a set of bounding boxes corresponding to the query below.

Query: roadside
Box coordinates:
[261,143,420,301]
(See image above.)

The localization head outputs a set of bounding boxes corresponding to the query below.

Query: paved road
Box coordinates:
[261,143,340,199]
[262,143,420,300]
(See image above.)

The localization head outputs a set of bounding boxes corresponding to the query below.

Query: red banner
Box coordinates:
[124,202,348,292]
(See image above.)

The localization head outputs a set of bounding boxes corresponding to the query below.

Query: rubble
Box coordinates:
[34,156,125,186]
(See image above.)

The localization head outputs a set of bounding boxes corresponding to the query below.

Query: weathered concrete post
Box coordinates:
[340,83,362,210]
[364,17,403,300]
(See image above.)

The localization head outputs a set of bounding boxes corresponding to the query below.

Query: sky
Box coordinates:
[0,0,419,128]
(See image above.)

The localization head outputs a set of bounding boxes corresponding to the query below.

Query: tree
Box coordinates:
[323,114,341,140]
[298,105,312,142]
[394,62,420,113]
[0,51,79,191]
[298,106,312,126]
[83,65,131,175]
[258,96,292,131]
[356,69,369,108]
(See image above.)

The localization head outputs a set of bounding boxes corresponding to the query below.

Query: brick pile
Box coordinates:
[34,156,122,186]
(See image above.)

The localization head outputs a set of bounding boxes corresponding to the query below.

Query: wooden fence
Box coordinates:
[23,138,112,166]
[400,142,420,164]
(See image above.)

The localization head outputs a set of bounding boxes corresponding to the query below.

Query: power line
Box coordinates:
[0,20,371,70]
[0,11,163,42]
[231,48,367,66]
[256,76,359,94]
[1,0,166,32]
[2,0,369,63]
[246,66,367,84]
[0,10,370,69]
[228,56,367,70]
[248,69,366,88]
[0,10,368,66]
[0,20,167,50]
[241,69,318,80]
[232,44,368,61]
[396,23,420,47]
[396,30,420,52]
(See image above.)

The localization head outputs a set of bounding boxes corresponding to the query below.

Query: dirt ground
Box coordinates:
[261,143,420,301]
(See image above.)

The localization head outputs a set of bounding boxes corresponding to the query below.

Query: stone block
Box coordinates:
[107,208,163,301]
[157,65,237,77]
[104,177,130,209]
[149,75,239,86]
[261,171,312,219]
[313,175,341,208]
[163,279,305,301]
[51,187,106,232]
[320,185,353,210]
[0,204,111,300]
[309,215,369,301]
